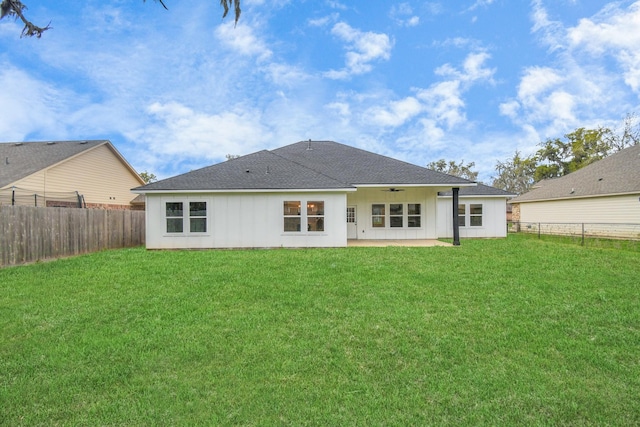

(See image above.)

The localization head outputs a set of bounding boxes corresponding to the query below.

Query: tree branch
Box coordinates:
[1,0,51,38]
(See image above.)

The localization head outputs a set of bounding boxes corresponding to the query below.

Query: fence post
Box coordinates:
[582,223,585,246]
[538,223,541,239]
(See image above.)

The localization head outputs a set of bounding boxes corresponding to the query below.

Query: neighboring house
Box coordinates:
[437,184,516,238]
[510,143,640,224]
[0,140,145,209]
[134,140,512,249]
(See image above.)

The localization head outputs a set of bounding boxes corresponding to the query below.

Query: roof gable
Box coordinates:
[0,140,143,188]
[511,144,640,203]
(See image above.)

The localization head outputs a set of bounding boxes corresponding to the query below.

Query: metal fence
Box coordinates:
[0,186,85,208]
[509,221,640,246]
[1,205,145,267]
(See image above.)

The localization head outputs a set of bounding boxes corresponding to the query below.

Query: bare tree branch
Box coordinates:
[220,0,241,26]
[1,0,51,38]
[0,0,242,39]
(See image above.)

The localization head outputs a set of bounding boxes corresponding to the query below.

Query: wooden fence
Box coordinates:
[0,205,145,267]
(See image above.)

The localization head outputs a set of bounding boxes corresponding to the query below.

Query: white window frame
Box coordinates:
[469,203,483,227]
[458,203,483,228]
[283,199,326,234]
[371,203,422,229]
[164,199,209,235]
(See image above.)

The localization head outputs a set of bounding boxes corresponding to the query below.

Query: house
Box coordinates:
[437,184,515,238]
[133,140,511,249]
[0,140,145,209]
[510,143,640,225]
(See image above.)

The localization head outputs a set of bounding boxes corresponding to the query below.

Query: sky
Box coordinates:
[1,0,639,183]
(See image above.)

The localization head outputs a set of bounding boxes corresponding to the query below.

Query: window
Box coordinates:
[371,203,421,229]
[283,201,301,232]
[346,207,356,224]
[458,204,466,227]
[166,202,183,233]
[372,204,385,228]
[165,201,207,234]
[457,203,483,227]
[390,204,403,227]
[283,200,326,233]
[307,201,324,231]
[408,204,421,228]
[470,204,483,227]
[190,202,207,232]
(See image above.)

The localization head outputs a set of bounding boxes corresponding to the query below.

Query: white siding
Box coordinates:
[346,187,438,239]
[145,192,347,249]
[519,194,640,224]
[437,197,508,238]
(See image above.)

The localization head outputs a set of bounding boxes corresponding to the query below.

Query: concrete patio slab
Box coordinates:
[347,239,451,247]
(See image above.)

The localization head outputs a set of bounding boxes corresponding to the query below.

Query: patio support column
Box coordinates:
[452,187,460,246]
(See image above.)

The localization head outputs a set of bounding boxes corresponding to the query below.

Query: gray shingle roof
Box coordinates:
[0,140,108,188]
[438,183,516,197]
[137,140,476,192]
[510,144,640,203]
[136,150,351,191]
[273,140,473,185]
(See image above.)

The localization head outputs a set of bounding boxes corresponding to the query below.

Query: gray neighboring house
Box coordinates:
[133,140,515,249]
[510,144,640,225]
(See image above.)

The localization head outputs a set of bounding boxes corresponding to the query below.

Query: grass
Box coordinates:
[1,234,639,426]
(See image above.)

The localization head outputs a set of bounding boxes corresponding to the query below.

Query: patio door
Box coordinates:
[347,206,357,239]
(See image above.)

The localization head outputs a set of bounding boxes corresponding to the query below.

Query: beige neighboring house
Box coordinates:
[510,144,640,224]
[0,140,145,209]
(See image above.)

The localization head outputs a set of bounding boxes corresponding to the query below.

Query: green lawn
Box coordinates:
[1,235,639,426]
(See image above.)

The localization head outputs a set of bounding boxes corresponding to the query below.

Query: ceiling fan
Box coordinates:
[382,187,405,192]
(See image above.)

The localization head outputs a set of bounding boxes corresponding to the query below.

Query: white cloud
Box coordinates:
[567,1,640,92]
[0,66,72,140]
[390,3,420,27]
[324,22,393,79]
[129,101,271,176]
[215,22,273,62]
[502,1,640,139]
[366,97,423,127]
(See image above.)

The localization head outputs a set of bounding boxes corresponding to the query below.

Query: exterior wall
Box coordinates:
[346,187,439,239]
[437,197,509,238]
[511,203,521,222]
[518,194,640,224]
[145,192,347,249]
[10,144,142,209]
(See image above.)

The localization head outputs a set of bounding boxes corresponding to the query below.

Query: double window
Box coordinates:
[458,203,483,227]
[284,201,325,232]
[165,201,207,234]
[371,203,421,228]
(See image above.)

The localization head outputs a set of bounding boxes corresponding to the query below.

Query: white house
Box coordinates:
[437,184,515,238]
[133,140,510,249]
[510,143,640,226]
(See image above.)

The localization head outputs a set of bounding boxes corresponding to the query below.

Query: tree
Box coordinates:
[0,0,241,38]
[225,154,240,160]
[426,159,479,181]
[139,171,158,183]
[604,112,640,151]
[491,150,537,195]
[534,127,612,181]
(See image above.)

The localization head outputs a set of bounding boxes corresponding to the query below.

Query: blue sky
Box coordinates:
[1,0,639,182]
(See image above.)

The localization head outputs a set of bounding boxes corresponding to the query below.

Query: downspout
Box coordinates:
[452,187,460,246]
